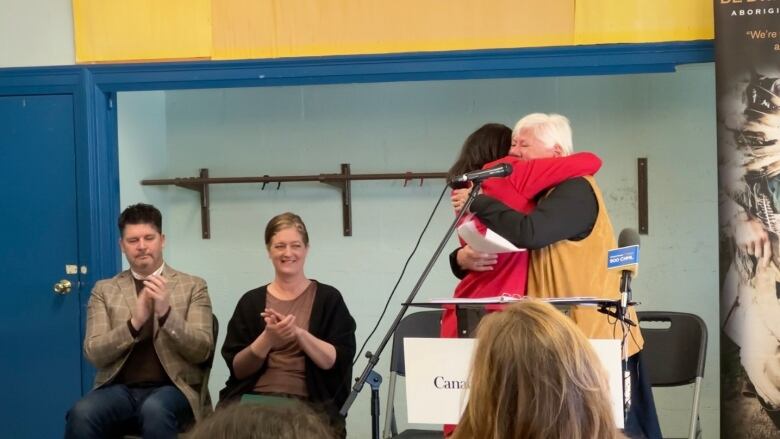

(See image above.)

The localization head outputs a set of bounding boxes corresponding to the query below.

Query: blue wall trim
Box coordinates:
[73,69,120,392]
[0,40,713,92]
[0,39,715,397]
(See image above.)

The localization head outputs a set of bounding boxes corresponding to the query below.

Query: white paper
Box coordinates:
[426,296,608,306]
[427,294,523,304]
[589,339,625,429]
[457,219,524,253]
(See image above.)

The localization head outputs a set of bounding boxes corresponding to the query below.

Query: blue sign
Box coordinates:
[607,245,639,269]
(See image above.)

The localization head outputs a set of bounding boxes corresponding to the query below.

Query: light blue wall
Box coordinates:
[118,91,169,222]
[118,64,719,438]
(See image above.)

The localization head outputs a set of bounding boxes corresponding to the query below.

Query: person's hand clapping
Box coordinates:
[143,274,171,317]
[130,288,153,330]
[261,308,298,348]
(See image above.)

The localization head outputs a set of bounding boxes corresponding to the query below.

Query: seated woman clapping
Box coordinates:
[217,212,356,437]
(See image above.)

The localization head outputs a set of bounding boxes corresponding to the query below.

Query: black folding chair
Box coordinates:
[381,311,444,439]
[637,311,707,439]
[198,313,219,412]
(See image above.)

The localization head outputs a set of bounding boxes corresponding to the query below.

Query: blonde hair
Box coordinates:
[452,300,622,439]
[264,212,309,249]
[513,113,574,156]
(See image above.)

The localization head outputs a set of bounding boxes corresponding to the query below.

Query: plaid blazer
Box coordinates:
[83,265,214,420]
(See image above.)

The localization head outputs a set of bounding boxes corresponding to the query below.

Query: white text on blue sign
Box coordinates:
[607,245,639,269]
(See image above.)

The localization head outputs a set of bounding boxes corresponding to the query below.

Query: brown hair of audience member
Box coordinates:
[118,202,162,235]
[452,300,624,439]
[447,123,512,182]
[264,212,309,249]
[186,401,336,439]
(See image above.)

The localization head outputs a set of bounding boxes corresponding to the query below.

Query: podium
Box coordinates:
[401,337,624,426]
[404,296,634,428]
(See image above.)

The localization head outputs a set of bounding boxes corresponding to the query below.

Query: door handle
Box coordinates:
[53,279,72,295]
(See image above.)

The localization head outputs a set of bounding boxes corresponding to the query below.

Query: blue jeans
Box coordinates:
[64,384,193,439]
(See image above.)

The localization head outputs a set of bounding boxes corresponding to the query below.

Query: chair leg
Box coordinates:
[382,374,398,439]
[688,378,703,439]
[695,414,702,439]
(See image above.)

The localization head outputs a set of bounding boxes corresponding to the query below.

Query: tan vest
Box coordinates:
[528,176,643,357]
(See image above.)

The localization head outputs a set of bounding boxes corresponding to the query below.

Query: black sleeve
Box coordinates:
[307,284,357,410]
[126,319,140,338]
[217,289,268,406]
[318,287,357,372]
[470,177,598,249]
[449,247,468,279]
[221,290,265,379]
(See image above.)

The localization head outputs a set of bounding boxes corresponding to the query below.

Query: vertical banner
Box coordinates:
[717,2,780,437]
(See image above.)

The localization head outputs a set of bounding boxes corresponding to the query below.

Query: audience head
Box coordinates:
[118,203,163,235]
[511,113,574,159]
[264,212,310,278]
[265,212,309,249]
[186,402,336,439]
[453,300,622,439]
[448,123,512,182]
[117,203,165,276]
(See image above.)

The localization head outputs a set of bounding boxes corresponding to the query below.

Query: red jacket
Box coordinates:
[440,152,602,338]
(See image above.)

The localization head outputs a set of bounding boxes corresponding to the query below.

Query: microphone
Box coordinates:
[617,228,640,254]
[449,163,513,187]
[617,228,640,308]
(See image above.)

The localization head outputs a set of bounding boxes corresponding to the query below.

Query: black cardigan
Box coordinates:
[218,281,356,422]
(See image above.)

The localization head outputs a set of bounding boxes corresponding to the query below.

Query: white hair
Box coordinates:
[513,113,574,156]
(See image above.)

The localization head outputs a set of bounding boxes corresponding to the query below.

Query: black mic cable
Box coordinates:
[352,182,449,365]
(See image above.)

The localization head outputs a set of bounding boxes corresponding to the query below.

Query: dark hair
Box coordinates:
[187,402,336,439]
[117,203,162,235]
[264,212,309,248]
[447,123,512,181]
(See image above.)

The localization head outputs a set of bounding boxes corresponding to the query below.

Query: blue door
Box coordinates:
[0,94,83,438]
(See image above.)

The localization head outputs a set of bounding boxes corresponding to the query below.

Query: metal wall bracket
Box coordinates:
[142,165,446,238]
[320,164,353,236]
[175,168,211,239]
[638,158,648,234]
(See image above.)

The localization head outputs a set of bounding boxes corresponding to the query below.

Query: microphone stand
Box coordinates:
[619,272,632,422]
[340,181,484,438]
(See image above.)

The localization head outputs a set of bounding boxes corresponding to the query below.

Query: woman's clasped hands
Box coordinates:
[261,308,299,348]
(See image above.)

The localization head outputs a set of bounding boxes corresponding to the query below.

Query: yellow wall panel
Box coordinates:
[211,0,575,60]
[73,0,212,63]
[574,0,713,45]
[73,0,715,63]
